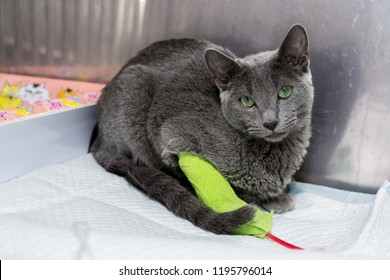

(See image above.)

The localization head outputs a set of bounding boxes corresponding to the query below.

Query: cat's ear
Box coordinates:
[278,24,309,73]
[205,49,241,90]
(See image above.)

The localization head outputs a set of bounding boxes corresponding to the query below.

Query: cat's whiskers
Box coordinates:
[311,109,336,121]
[311,123,332,135]
[242,131,258,141]
[310,111,334,135]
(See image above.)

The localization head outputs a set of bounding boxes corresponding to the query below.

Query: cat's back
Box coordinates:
[100,39,217,109]
[115,38,234,91]
[103,38,232,122]
[127,38,221,69]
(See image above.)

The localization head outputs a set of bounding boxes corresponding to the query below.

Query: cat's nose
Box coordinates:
[263,120,278,131]
[262,110,279,131]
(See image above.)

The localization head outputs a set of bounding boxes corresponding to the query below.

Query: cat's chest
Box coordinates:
[213,136,307,199]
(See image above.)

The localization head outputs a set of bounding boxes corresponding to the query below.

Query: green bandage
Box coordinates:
[178,153,273,238]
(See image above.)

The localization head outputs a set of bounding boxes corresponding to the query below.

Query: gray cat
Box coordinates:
[91,24,313,234]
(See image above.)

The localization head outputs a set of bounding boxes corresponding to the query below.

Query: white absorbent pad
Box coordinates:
[0,154,389,259]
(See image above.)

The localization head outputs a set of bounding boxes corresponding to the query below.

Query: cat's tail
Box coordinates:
[94,150,256,234]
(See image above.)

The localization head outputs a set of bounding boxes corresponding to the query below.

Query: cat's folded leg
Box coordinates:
[234,187,294,214]
[161,136,201,167]
[161,138,187,167]
[159,117,204,168]
[260,192,295,214]
[93,149,256,234]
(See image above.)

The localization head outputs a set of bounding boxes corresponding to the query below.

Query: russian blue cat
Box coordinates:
[92,24,313,234]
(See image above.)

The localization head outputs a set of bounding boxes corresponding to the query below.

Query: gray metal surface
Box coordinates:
[1,0,389,192]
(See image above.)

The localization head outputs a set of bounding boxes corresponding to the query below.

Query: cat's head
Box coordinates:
[205,24,313,142]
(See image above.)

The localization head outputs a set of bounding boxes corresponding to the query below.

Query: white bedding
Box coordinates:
[0,154,389,259]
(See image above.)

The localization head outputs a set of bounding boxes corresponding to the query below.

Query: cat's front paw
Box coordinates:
[260,193,294,214]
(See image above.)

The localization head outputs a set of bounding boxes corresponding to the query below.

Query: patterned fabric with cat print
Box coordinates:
[0,73,104,124]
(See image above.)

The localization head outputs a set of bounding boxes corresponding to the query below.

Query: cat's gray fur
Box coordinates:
[92,24,313,234]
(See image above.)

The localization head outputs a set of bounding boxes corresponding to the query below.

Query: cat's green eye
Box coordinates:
[277,85,293,99]
[240,96,255,108]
